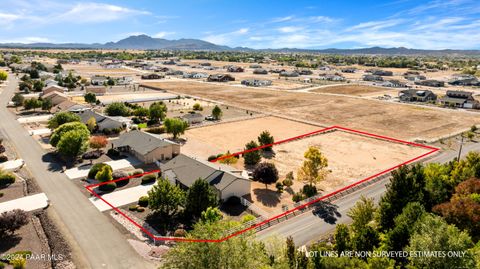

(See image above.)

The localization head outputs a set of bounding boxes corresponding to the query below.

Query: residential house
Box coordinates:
[163,59,177,65]
[199,62,211,66]
[51,100,88,114]
[253,68,268,75]
[116,76,133,85]
[42,85,66,96]
[42,91,69,105]
[160,154,251,200]
[181,112,204,124]
[439,90,478,108]
[227,66,244,72]
[207,74,235,82]
[448,74,480,86]
[78,110,130,131]
[90,76,108,86]
[398,89,437,102]
[405,74,426,81]
[381,80,407,88]
[241,79,272,87]
[166,70,184,76]
[141,73,164,80]
[183,72,208,79]
[341,68,356,73]
[370,69,393,76]
[363,74,384,82]
[298,70,313,75]
[269,68,286,73]
[249,64,262,69]
[279,71,299,77]
[319,74,345,81]
[112,130,180,163]
[414,80,445,87]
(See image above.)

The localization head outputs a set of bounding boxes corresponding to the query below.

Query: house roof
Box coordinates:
[112,130,177,156]
[42,91,68,99]
[51,100,87,113]
[160,154,248,192]
[440,96,467,104]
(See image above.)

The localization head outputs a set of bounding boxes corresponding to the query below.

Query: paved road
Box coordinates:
[257,139,480,246]
[0,76,154,269]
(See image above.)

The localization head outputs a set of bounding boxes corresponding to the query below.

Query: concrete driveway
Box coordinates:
[0,193,49,213]
[65,157,141,180]
[89,183,154,212]
[0,159,25,172]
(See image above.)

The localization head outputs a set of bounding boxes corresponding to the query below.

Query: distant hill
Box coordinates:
[0,35,479,55]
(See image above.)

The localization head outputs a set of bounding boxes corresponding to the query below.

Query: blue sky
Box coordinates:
[1,0,479,49]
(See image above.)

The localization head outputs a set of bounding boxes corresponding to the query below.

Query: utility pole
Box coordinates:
[457,134,464,161]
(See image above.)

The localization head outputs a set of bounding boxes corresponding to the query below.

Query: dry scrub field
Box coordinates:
[145,81,480,140]
[312,84,396,97]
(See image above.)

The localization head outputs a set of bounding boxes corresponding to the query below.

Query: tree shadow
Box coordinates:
[220,197,248,216]
[0,235,21,253]
[312,201,341,224]
[261,150,276,159]
[253,188,281,207]
[41,152,64,172]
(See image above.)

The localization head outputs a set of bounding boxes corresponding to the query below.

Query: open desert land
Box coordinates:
[246,129,430,214]
[180,116,321,158]
[310,84,398,97]
[144,80,480,141]
[63,63,141,77]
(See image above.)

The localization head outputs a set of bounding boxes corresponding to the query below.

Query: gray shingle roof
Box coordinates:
[112,130,176,155]
[160,154,248,192]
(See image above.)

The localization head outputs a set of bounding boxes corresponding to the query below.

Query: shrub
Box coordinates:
[129,205,138,211]
[302,184,318,198]
[0,209,28,237]
[112,171,129,187]
[276,182,284,193]
[141,174,157,185]
[10,257,26,269]
[0,261,5,269]
[138,196,149,207]
[471,125,478,132]
[107,148,120,158]
[241,214,256,223]
[145,126,165,134]
[207,155,217,161]
[292,192,304,202]
[136,207,145,212]
[98,182,116,192]
[131,169,144,176]
[87,163,111,179]
[0,173,15,187]
[0,155,7,163]
[283,178,293,188]
[174,228,187,237]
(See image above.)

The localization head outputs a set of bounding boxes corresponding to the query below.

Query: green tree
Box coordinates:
[243,140,261,166]
[84,92,97,104]
[23,98,42,111]
[211,105,223,120]
[297,146,329,187]
[50,122,90,147]
[162,220,269,269]
[133,107,149,117]
[148,178,186,218]
[405,214,475,269]
[252,162,279,188]
[0,70,7,81]
[33,80,44,92]
[56,130,90,159]
[11,93,24,107]
[200,207,222,223]
[41,98,52,112]
[105,102,130,116]
[351,225,380,252]
[377,164,427,231]
[347,195,376,233]
[334,224,351,253]
[258,130,274,151]
[47,112,81,129]
[286,236,296,268]
[424,163,453,205]
[149,102,167,123]
[192,103,203,111]
[164,118,188,139]
[185,178,219,219]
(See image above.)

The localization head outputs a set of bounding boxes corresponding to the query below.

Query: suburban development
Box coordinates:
[0,1,479,269]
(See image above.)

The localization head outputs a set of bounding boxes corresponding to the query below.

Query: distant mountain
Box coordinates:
[0,35,479,55]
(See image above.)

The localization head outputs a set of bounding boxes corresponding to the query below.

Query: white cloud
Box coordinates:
[347,19,404,31]
[203,28,249,45]
[153,31,175,38]
[270,15,294,23]
[55,2,150,23]
[277,26,303,33]
[4,36,52,43]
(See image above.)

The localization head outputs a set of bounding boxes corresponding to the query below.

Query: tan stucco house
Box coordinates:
[112,130,180,163]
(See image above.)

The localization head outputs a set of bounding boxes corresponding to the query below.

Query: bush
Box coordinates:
[241,214,256,223]
[174,228,187,237]
[112,171,129,180]
[302,184,317,198]
[98,182,116,192]
[138,196,149,207]
[10,257,26,269]
[292,192,304,202]
[276,182,284,193]
[141,174,157,185]
[0,209,28,237]
[136,207,145,212]
[131,169,144,176]
[207,155,217,161]
[471,125,478,132]
[107,148,120,158]
[0,155,7,163]
[145,126,165,134]
[129,205,138,211]
[87,163,111,179]
[82,151,102,160]
[0,261,5,269]
[0,173,15,187]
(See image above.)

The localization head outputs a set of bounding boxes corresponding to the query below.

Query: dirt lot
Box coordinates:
[144,81,480,141]
[311,84,396,97]
[181,116,321,158]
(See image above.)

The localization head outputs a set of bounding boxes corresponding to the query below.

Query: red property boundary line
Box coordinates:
[85,126,440,243]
